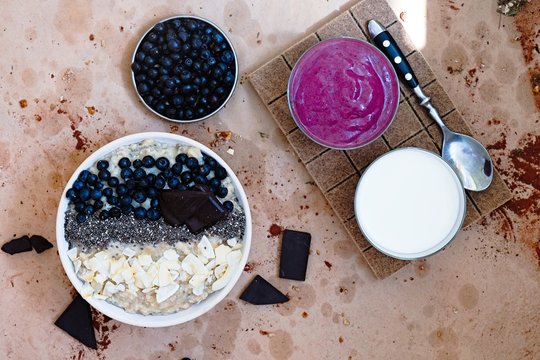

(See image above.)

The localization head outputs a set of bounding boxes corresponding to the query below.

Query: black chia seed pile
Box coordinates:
[65,207,245,252]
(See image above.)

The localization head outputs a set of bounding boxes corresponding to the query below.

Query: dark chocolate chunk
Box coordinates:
[240,275,289,305]
[54,294,97,349]
[1,236,32,255]
[185,196,229,234]
[158,189,230,233]
[279,229,311,281]
[30,235,54,253]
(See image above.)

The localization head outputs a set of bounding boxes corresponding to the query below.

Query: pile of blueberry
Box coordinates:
[66,153,233,223]
[131,16,237,121]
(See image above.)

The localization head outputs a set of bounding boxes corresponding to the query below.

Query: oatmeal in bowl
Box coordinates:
[56,132,251,327]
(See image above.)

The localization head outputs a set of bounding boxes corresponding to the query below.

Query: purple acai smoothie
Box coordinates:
[288,38,399,149]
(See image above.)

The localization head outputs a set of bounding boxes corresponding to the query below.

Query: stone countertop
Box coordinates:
[1,1,539,359]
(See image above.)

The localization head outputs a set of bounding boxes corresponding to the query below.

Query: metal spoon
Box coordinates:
[367,20,493,191]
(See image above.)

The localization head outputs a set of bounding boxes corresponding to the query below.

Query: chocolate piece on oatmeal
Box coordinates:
[158,189,230,233]
[1,235,33,255]
[54,294,97,349]
[30,235,54,253]
[240,275,289,305]
[279,230,311,281]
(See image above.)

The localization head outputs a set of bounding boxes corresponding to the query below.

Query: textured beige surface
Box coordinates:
[1,0,540,359]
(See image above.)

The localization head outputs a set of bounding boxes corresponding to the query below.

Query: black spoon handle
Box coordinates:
[367,19,419,89]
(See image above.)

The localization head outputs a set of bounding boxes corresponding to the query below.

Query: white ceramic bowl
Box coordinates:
[56,132,251,327]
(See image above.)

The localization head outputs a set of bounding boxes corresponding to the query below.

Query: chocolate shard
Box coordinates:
[158,188,230,234]
[158,189,208,225]
[54,294,97,349]
[185,196,229,234]
[240,275,289,305]
[1,236,33,255]
[30,235,54,253]
[279,229,311,281]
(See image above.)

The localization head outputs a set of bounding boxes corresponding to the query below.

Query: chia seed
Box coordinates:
[64,207,246,252]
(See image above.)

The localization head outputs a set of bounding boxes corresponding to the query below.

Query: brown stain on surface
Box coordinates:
[21,68,37,87]
[320,302,333,318]
[458,283,479,310]
[224,0,263,47]
[247,338,262,355]
[201,300,241,358]
[428,327,459,348]
[54,0,92,44]
[0,141,12,169]
[333,240,355,259]
[268,330,294,360]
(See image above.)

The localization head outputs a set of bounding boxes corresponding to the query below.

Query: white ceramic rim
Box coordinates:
[286,37,400,151]
[131,15,239,123]
[56,132,252,327]
[353,147,466,260]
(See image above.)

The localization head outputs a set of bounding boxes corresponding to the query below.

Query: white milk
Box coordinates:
[354,148,465,259]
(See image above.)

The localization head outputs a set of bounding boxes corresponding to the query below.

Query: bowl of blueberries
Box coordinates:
[131,16,238,122]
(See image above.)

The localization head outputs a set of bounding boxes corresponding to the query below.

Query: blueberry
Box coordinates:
[209,95,219,105]
[216,86,226,96]
[126,179,137,190]
[133,168,146,180]
[136,178,149,188]
[195,107,206,117]
[161,56,173,68]
[146,208,160,221]
[164,78,176,89]
[116,184,128,196]
[96,160,109,170]
[200,49,211,59]
[98,169,111,181]
[180,171,193,183]
[167,40,180,52]
[148,68,159,79]
[178,31,189,43]
[161,169,174,179]
[78,170,90,182]
[156,157,170,171]
[221,50,235,64]
[120,168,133,180]
[135,73,147,83]
[186,20,199,31]
[74,201,85,213]
[184,58,193,67]
[149,46,160,57]
[216,186,228,198]
[207,57,217,66]
[133,159,143,169]
[143,155,156,168]
[66,188,78,201]
[181,84,195,94]
[180,70,192,82]
[99,210,109,220]
[107,177,119,188]
[150,198,159,208]
[167,177,180,189]
[133,191,146,204]
[143,56,156,67]
[191,37,202,49]
[223,200,234,211]
[185,95,197,106]
[118,157,131,169]
[73,180,84,191]
[134,207,147,219]
[155,176,166,189]
[201,87,210,96]
[109,207,122,218]
[79,187,91,201]
[87,174,98,185]
[165,107,176,118]
[186,157,199,169]
[107,196,119,206]
[178,184,188,191]
[137,82,150,95]
[154,22,166,34]
[146,187,158,198]
[151,87,163,98]
[193,77,203,86]
[93,200,104,210]
[145,173,156,186]
[173,64,184,75]
[83,205,94,215]
[141,41,153,52]
[193,61,202,72]
[90,189,102,200]
[172,95,184,107]
[155,102,166,114]
[213,33,224,44]
[194,175,208,185]
[131,62,142,74]
[209,177,221,189]
[171,162,184,175]
[103,187,114,197]
[93,182,104,190]
[146,32,158,43]
[76,213,87,223]
[224,71,235,84]
[199,164,211,176]
[120,195,133,206]
[175,153,188,164]
[121,205,134,215]
[214,166,227,180]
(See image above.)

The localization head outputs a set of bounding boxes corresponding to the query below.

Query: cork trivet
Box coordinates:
[248,0,513,279]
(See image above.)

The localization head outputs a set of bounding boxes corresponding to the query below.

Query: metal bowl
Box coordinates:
[131,15,239,123]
